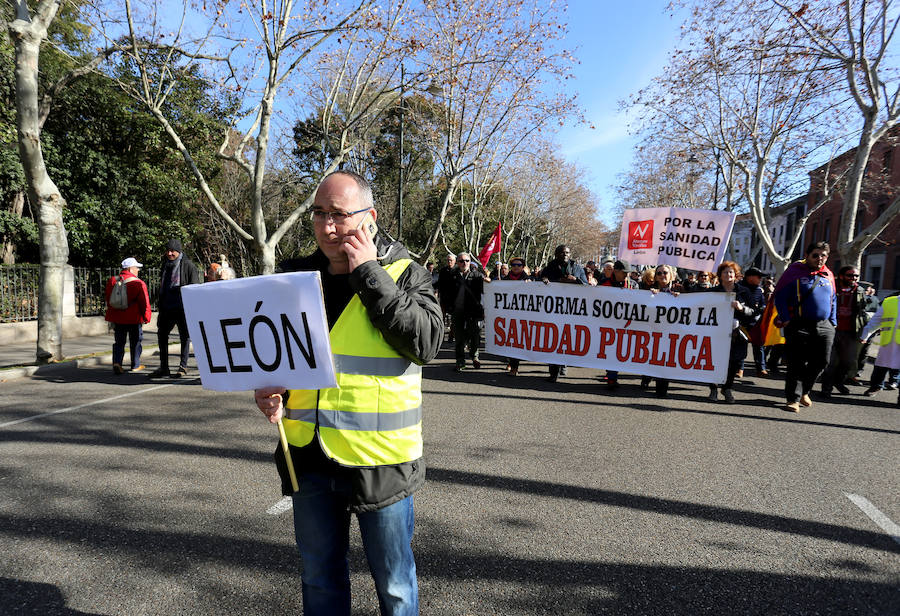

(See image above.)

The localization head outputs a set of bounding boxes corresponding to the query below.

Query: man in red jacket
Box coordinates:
[105,257,152,374]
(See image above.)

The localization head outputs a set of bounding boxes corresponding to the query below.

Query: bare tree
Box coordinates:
[631,0,853,275]
[774,0,900,270]
[113,0,407,274]
[414,0,578,264]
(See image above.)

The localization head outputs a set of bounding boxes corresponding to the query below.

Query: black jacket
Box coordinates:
[449,267,486,318]
[542,258,587,284]
[158,254,202,312]
[709,283,764,328]
[275,235,443,512]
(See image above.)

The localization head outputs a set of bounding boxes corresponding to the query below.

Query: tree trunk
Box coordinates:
[1,191,25,264]
[258,240,277,276]
[421,176,460,265]
[9,13,69,363]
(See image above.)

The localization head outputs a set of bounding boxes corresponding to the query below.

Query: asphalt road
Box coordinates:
[1,345,898,615]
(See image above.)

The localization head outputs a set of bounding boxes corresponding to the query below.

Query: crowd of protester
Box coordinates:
[431,242,900,410]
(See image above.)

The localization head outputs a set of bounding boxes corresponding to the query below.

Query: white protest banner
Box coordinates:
[484,281,734,384]
[181,272,337,392]
[617,207,736,271]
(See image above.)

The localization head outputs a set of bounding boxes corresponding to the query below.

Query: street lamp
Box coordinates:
[397,64,405,240]
[686,153,701,208]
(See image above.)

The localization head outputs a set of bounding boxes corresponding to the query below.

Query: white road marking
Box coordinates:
[845,493,900,546]
[266,496,294,515]
[0,383,175,428]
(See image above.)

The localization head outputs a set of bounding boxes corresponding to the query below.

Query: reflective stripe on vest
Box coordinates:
[879,296,899,346]
[283,259,424,467]
[284,405,422,431]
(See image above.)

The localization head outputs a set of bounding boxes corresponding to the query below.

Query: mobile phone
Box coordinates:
[356,211,378,237]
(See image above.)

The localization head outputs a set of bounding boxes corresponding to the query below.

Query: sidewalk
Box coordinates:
[0,327,184,381]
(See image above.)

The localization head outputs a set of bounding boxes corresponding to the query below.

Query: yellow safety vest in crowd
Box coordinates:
[879,296,900,346]
[283,259,423,467]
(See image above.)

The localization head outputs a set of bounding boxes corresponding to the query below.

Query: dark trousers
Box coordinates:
[822,330,860,391]
[452,313,480,367]
[641,376,669,396]
[784,320,835,403]
[157,308,190,371]
[869,366,900,389]
[713,338,747,392]
[767,344,785,371]
[113,323,143,369]
[751,343,766,372]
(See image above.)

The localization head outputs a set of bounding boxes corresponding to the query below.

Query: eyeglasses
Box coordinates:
[510,262,524,267]
[309,207,370,224]
[459,259,470,263]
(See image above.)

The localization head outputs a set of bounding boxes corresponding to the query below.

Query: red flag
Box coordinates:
[477,222,502,270]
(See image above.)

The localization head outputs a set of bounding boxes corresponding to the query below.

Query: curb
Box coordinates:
[0,342,186,382]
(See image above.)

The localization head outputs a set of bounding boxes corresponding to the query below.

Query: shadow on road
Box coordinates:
[426,466,900,555]
[0,577,104,615]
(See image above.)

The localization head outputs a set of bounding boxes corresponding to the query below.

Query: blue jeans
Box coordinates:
[291,472,418,616]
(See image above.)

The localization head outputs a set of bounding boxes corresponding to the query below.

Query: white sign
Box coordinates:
[484,282,734,384]
[181,272,337,392]
[617,207,736,271]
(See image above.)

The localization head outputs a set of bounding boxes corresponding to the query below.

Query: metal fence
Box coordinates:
[0,265,39,323]
[0,265,161,323]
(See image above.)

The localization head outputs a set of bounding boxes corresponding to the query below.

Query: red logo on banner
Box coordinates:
[628,220,654,249]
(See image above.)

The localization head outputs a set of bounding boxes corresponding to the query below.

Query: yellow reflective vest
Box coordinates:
[879,296,900,346]
[283,259,423,467]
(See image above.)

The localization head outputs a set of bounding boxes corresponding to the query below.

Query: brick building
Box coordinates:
[805,131,900,295]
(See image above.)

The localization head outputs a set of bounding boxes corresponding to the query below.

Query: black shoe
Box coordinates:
[886,382,899,391]
[149,368,170,378]
[546,374,558,383]
[863,387,880,397]
[821,388,832,399]
[112,363,124,375]
[835,384,851,395]
[454,365,465,373]
[722,388,735,404]
[559,366,568,376]
[472,359,481,369]
[606,380,619,391]
[708,386,718,401]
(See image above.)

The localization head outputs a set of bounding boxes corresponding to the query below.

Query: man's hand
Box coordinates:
[342,220,377,272]
[255,386,286,424]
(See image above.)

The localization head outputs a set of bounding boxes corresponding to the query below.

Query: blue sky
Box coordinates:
[555,1,686,226]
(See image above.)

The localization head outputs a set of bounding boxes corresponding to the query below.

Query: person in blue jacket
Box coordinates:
[773,241,837,412]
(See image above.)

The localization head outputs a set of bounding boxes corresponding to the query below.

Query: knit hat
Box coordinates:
[166,239,183,253]
[744,266,763,278]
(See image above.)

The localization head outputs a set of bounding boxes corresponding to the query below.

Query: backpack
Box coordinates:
[109,275,131,310]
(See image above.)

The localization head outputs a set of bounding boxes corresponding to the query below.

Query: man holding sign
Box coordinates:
[254,171,442,616]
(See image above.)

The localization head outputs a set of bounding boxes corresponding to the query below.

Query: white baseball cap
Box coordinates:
[121,257,143,268]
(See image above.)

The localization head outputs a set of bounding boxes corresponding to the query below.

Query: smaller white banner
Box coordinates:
[617,207,736,271]
[181,272,337,392]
